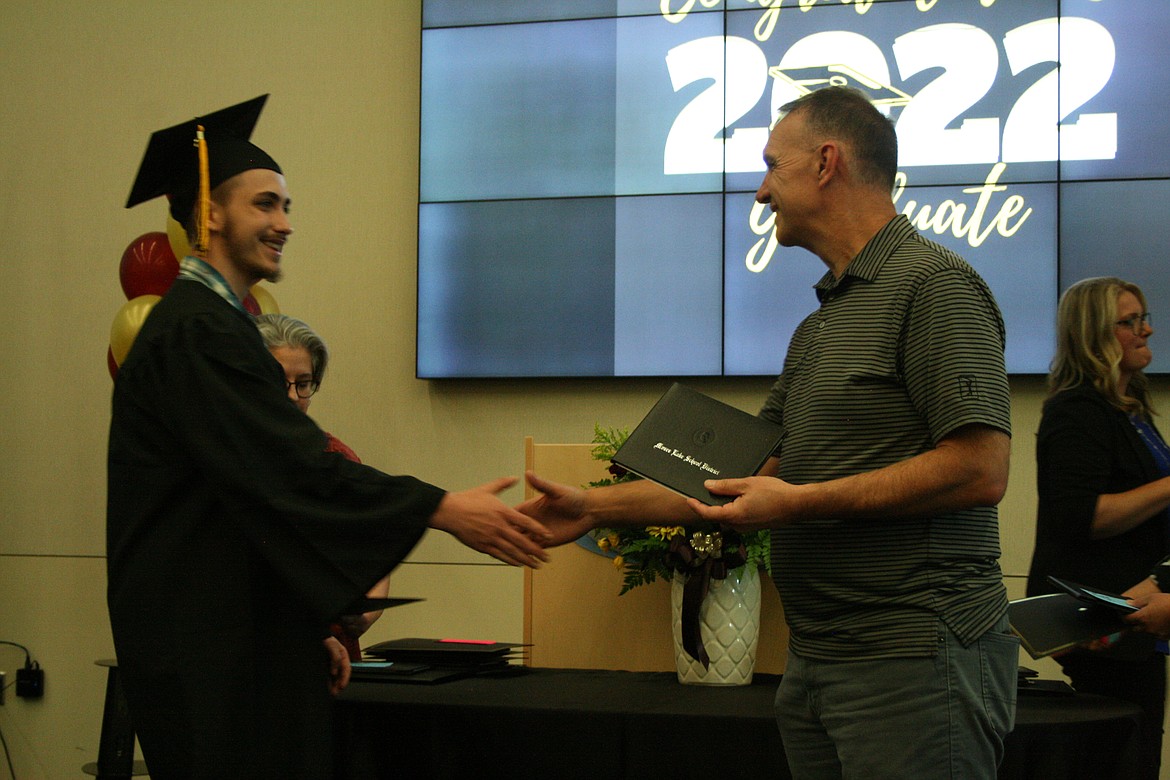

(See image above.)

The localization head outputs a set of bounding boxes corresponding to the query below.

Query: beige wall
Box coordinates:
[1,2,1167,777]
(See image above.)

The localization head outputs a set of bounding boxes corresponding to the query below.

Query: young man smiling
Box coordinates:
[109,96,551,779]
[208,167,292,290]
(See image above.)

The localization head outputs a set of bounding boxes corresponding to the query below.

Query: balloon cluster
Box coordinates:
[108,215,279,379]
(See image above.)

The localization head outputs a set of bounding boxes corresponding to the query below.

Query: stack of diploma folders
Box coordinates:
[352,638,527,684]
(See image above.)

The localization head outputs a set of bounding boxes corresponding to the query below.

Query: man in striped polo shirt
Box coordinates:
[694,86,1016,778]
[523,86,1015,779]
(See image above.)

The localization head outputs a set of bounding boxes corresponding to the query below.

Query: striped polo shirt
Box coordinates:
[759,215,1011,660]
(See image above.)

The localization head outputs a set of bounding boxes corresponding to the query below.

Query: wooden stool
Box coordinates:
[82,659,148,779]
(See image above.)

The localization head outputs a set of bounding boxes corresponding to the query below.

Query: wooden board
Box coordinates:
[522,438,788,672]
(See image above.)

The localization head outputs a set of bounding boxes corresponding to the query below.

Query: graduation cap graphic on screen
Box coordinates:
[125,94,282,250]
[768,64,912,108]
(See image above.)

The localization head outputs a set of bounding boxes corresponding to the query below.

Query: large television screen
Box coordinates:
[418,0,1170,378]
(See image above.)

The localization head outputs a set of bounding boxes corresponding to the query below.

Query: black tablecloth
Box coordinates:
[334,668,1142,779]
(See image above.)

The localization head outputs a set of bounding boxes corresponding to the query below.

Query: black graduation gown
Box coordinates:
[107,280,443,779]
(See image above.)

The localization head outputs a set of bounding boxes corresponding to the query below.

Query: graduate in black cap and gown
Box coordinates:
[108,95,551,779]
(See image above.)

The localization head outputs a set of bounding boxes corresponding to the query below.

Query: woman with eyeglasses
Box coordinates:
[255,313,391,685]
[1026,276,1169,780]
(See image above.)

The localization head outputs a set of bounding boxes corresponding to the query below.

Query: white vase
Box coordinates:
[670,565,761,685]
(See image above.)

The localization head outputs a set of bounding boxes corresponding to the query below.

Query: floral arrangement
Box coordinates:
[588,425,771,595]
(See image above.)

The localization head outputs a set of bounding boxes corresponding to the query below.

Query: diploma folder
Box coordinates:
[1046,575,1139,614]
[348,660,471,685]
[360,638,527,683]
[612,383,784,506]
[1008,592,1130,659]
[340,596,422,616]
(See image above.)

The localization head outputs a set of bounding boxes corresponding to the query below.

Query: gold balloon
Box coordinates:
[109,294,161,365]
[166,215,191,262]
[249,284,280,314]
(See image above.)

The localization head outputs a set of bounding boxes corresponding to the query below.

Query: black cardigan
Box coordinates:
[1027,383,1169,599]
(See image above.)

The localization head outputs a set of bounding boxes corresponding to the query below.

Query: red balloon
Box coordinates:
[107,346,119,381]
[120,232,179,299]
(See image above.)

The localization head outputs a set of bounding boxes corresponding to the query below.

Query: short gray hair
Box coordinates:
[780,86,898,192]
[255,313,329,386]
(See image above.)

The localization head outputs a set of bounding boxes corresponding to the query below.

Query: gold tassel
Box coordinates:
[193,125,210,252]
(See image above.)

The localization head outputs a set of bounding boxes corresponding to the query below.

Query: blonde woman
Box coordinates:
[1026,276,1169,780]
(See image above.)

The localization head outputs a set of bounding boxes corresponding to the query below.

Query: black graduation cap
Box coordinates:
[125,94,282,243]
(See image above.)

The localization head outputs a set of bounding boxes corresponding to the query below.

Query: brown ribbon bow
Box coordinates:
[669,531,748,670]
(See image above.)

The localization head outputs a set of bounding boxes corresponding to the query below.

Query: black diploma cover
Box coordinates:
[612,383,784,506]
[1008,592,1130,659]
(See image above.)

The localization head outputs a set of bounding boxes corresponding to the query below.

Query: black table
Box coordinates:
[335,668,1142,779]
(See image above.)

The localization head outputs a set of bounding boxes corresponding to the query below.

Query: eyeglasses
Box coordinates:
[286,379,319,399]
[1115,312,1152,334]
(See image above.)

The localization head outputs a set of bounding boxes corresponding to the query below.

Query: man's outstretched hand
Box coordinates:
[430,477,553,567]
[515,471,597,547]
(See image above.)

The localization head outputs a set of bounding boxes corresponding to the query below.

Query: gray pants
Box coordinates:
[775,616,1018,780]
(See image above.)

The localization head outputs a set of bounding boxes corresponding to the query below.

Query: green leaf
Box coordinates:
[587,421,771,593]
